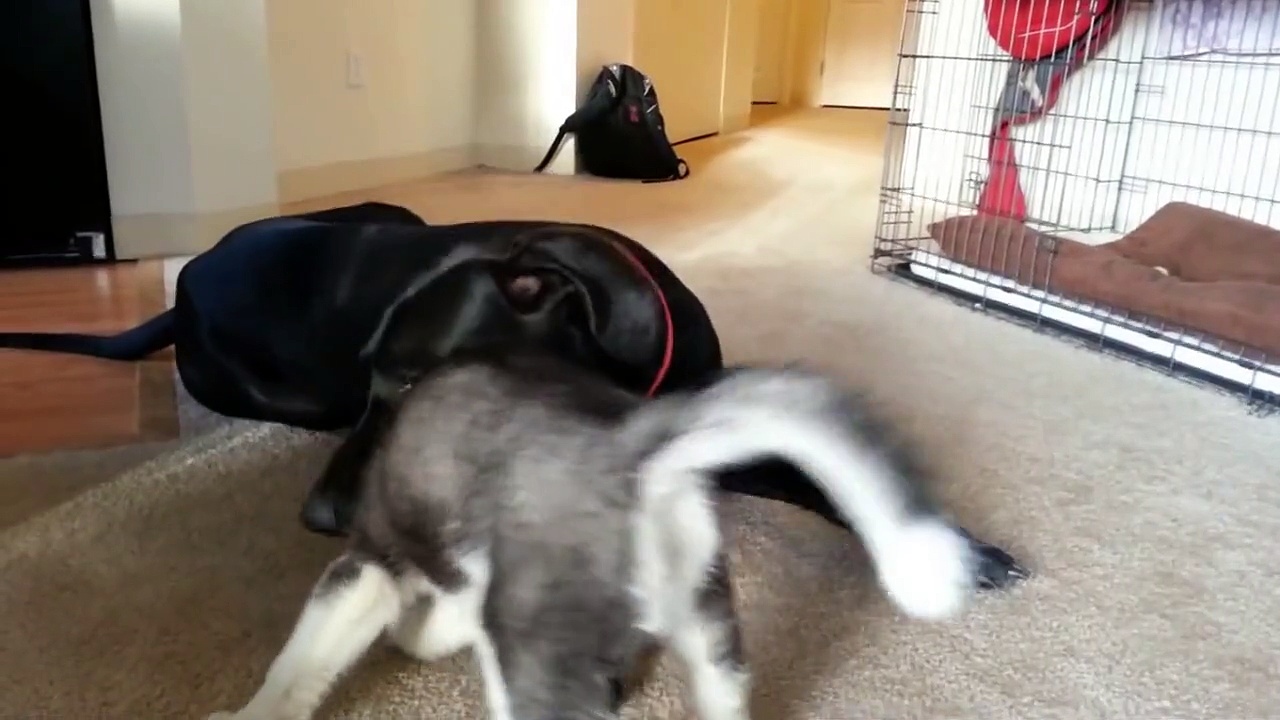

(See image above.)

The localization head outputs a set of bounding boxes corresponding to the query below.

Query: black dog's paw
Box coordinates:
[973,540,1030,591]
[300,493,352,538]
[955,526,1030,591]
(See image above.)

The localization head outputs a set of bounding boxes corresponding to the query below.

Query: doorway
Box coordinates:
[819,0,907,109]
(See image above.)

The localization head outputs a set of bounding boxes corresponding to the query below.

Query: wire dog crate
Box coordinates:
[871,0,1280,412]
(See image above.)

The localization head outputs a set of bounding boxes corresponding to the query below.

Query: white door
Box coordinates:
[633,0,731,144]
[752,0,790,103]
[819,0,906,108]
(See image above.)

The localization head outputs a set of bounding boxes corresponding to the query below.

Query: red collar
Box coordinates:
[599,239,674,397]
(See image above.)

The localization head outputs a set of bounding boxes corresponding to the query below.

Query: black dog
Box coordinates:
[0,202,1027,590]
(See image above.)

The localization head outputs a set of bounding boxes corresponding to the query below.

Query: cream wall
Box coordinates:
[90,0,279,260]
[271,0,758,179]
[784,0,831,107]
[91,0,482,259]
[267,0,478,200]
[751,0,834,108]
[752,0,790,102]
[721,0,760,134]
[582,0,755,152]
[90,0,196,224]
[91,0,759,259]
[576,0,635,99]
[569,0,636,174]
[472,0,580,174]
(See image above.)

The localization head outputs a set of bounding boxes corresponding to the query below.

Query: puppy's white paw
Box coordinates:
[875,519,975,621]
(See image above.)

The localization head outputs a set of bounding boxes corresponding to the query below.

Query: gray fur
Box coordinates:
[209,349,983,720]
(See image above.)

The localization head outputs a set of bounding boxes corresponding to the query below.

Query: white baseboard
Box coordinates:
[110,203,281,261]
[275,144,476,204]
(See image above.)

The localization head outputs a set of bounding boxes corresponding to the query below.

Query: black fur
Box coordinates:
[0,202,1027,593]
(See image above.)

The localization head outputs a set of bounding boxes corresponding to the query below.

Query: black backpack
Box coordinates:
[534,64,690,183]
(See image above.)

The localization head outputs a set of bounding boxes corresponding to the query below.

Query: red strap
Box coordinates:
[601,239,675,397]
[979,2,1124,220]
[979,126,1028,220]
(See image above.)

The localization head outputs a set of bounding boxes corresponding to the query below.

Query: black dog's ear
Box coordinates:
[365,263,521,377]
[504,227,658,367]
[493,266,588,322]
[503,262,604,330]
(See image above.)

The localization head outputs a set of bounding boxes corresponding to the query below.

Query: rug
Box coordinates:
[1,109,1277,718]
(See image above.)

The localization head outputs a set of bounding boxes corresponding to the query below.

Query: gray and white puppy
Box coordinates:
[209,350,982,720]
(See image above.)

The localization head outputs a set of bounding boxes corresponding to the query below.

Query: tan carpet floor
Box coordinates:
[2,109,1278,718]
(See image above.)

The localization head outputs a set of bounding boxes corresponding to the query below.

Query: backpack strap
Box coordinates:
[533,86,618,174]
[532,129,571,173]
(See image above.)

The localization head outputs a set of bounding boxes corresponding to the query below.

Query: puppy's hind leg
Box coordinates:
[669,557,751,720]
[387,554,490,663]
[207,553,402,720]
[638,463,749,720]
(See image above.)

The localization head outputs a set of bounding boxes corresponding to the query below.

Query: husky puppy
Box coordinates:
[209,350,985,720]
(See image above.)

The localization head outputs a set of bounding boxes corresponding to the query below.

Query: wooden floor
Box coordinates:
[0,260,178,458]
[0,106,864,458]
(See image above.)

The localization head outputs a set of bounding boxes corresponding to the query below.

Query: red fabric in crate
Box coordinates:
[977,0,1126,220]
[983,0,1114,61]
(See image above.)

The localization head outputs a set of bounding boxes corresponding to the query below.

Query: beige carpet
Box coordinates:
[2,109,1278,718]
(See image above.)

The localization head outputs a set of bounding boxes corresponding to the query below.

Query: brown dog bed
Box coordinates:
[926,202,1280,360]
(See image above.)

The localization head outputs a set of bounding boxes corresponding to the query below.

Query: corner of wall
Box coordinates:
[568,0,636,173]
[721,0,761,133]
[470,0,582,175]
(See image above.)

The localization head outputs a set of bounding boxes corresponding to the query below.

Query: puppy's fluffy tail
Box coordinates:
[638,366,976,621]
